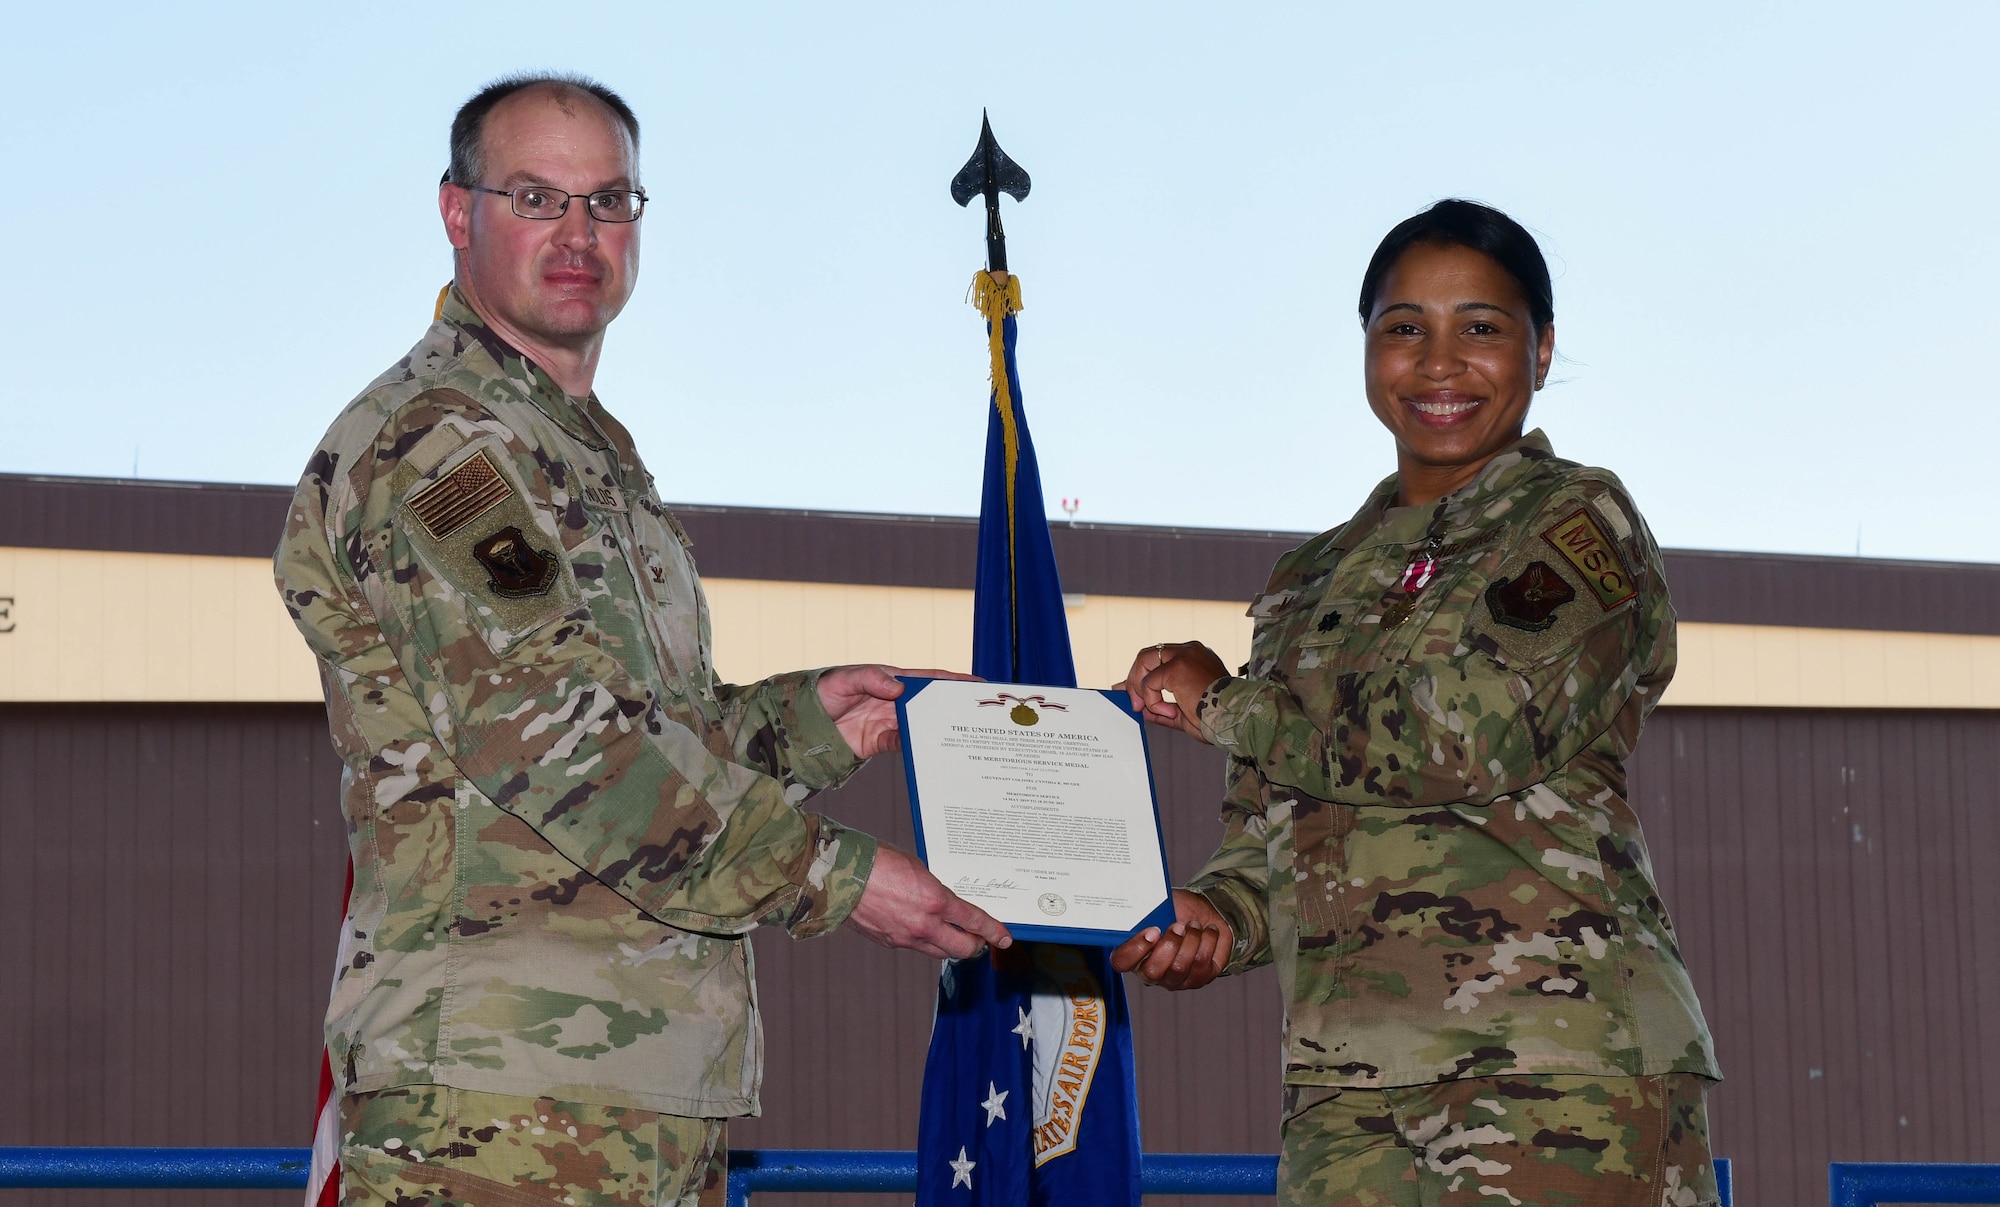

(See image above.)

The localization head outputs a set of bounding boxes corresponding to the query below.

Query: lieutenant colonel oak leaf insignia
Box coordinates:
[1540,506,1639,610]
[1484,561,1577,633]
[405,449,512,540]
[473,526,560,598]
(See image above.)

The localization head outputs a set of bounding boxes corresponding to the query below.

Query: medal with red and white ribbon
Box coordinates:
[1401,543,1441,593]
[1384,512,1450,628]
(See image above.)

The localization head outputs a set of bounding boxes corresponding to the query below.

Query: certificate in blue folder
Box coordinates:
[894,677,1176,946]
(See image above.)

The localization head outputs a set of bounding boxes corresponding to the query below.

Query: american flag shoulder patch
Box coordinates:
[406,449,513,541]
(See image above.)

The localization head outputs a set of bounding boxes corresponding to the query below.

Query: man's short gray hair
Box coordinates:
[445,72,640,189]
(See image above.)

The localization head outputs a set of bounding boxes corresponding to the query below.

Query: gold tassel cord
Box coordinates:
[972,269,1026,663]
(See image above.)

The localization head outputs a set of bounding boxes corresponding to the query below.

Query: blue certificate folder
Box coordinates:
[892,677,1177,946]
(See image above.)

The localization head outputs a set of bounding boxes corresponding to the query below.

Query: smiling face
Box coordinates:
[440,85,641,355]
[1363,241,1554,505]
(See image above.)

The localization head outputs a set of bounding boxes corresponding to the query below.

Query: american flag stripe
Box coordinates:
[304,856,354,1207]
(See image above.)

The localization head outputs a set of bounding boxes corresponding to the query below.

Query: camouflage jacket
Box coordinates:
[1188,431,1719,1088]
[275,289,877,1117]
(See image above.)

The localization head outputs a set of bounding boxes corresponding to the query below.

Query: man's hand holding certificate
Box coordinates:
[893,678,1176,945]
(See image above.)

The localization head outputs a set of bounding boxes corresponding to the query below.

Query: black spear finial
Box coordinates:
[950,110,1031,273]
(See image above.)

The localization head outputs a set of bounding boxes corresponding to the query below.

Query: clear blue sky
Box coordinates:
[7,3,1997,562]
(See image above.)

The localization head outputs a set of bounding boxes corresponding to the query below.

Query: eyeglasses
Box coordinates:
[463,184,648,223]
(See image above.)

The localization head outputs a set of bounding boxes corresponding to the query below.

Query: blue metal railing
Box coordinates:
[1829,1162,2000,1207]
[721,1150,1277,1204]
[44,1147,2000,1207]
[0,1147,1276,1202]
[0,1148,310,1189]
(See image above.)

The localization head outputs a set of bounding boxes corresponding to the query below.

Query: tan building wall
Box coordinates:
[0,546,319,702]
[3,545,1997,709]
[1667,620,2000,709]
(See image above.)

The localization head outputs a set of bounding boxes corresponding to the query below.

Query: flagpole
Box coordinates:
[918,113,1141,1207]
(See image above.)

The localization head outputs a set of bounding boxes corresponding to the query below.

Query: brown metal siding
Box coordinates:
[603,504,1308,604]
[0,474,1301,606]
[10,702,1998,1207]
[0,475,296,561]
[0,703,348,1207]
[1658,549,2000,636]
[738,710,2000,1206]
[1630,708,2000,1207]
[0,705,1266,1207]
[8,472,2000,631]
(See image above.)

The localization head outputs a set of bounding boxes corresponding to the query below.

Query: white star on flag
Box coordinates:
[1012,1006,1033,1050]
[950,1145,976,1188]
[981,1081,1008,1125]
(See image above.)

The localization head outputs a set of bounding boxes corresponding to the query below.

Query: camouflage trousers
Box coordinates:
[339,1086,727,1207]
[1278,1074,1718,1207]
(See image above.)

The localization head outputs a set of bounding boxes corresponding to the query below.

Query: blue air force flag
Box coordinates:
[913,271,1143,1206]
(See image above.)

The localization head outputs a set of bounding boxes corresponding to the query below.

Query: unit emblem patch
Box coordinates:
[472,526,560,598]
[406,450,513,540]
[1541,507,1638,610]
[1485,561,1577,633]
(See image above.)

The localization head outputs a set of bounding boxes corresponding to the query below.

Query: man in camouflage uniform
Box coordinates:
[276,73,1007,1207]
[1119,433,1721,1206]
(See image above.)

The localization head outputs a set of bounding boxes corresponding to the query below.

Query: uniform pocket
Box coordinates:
[1289,796,1353,967]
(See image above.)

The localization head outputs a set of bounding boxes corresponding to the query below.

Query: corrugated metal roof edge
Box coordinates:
[0,472,1314,543]
[659,500,1320,545]
[1661,544,2000,576]
[12,470,2000,572]
[0,471,296,494]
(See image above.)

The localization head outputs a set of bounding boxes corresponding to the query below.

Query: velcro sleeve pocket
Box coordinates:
[396,441,582,657]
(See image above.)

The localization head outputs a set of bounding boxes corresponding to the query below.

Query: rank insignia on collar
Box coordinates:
[1485,561,1577,632]
[473,526,560,598]
[1248,588,1302,619]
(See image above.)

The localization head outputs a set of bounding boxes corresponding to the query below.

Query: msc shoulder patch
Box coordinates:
[1485,561,1577,633]
[406,449,512,541]
[1540,506,1638,610]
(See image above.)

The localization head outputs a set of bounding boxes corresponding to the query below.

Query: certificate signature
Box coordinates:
[953,875,1022,896]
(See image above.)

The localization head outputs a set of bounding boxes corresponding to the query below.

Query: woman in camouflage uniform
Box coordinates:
[1114,200,1721,1207]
